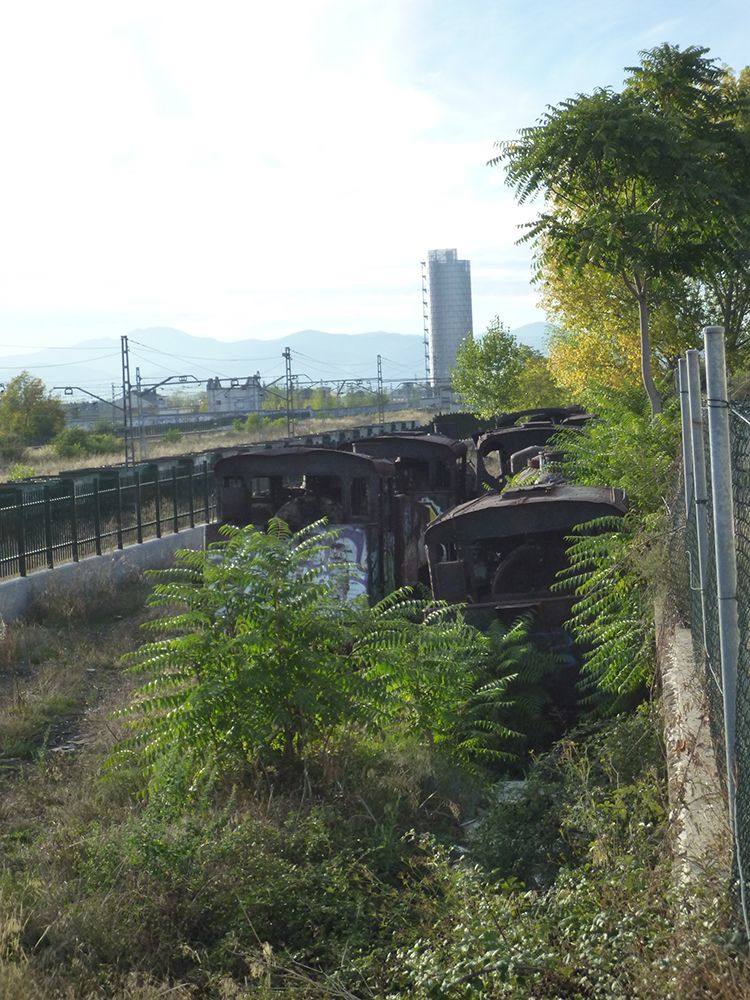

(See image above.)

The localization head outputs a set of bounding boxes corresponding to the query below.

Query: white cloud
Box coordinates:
[0,1,543,354]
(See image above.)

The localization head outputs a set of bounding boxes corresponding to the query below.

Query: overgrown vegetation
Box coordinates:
[51,426,120,458]
[452,315,564,415]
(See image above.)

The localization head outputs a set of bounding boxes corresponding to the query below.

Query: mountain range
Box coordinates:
[0,323,551,397]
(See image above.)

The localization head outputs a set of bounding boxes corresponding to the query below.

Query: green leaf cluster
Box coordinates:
[116,519,556,785]
[0,372,65,445]
[451,316,564,418]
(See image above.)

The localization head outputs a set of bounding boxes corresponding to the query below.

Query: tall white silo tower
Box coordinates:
[424,249,473,387]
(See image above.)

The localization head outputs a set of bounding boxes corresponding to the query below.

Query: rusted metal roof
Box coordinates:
[351,434,467,461]
[214,447,395,480]
[492,404,585,428]
[424,483,627,545]
[477,423,565,460]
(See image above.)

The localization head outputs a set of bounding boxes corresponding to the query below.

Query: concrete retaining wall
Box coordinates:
[655,594,729,882]
[0,526,206,624]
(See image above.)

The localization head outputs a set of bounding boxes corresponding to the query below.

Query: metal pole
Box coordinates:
[283,347,293,438]
[136,366,147,461]
[686,348,710,646]
[377,355,385,428]
[678,358,694,515]
[121,335,135,468]
[703,324,749,938]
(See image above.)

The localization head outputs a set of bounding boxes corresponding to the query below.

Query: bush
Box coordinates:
[51,427,119,458]
[0,435,27,463]
[163,428,182,443]
[6,463,35,482]
[117,519,516,786]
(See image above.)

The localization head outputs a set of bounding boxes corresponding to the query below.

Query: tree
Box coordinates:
[451,317,563,418]
[541,253,704,399]
[118,519,532,783]
[498,45,747,413]
[0,372,65,443]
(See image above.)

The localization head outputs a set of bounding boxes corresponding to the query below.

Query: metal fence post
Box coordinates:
[93,478,102,556]
[203,461,210,522]
[135,468,143,544]
[42,484,54,569]
[678,357,694,514]
[154,472,162,538]
[115,472,124,550]
[172,466,179,533]
[188,460,195,528]
[703,325,748,934]
[69,481,79,563]
[686,349,710,646]
[15,490,27,578]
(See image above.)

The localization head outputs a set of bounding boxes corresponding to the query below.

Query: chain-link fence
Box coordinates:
[677,330,750,935]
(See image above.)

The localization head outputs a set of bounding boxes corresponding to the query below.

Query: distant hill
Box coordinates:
[0,328,427,393]
[512,322,552,353]
[0,322,553,396]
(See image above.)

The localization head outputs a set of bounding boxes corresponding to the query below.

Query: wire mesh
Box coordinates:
[730,402,750,909]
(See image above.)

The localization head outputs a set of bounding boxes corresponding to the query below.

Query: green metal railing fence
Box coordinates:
[0,460,215,579]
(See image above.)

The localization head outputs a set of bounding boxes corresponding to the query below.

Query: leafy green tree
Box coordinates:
[451,317,562,417]
[118,519,538,783]
[499,44,747,413]
[0,372,65,443]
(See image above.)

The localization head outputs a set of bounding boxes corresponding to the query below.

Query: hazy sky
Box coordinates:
[0,0,748,352]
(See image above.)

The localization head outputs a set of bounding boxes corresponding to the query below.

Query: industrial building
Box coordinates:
[206,374,264,415]
[424,248,473,387]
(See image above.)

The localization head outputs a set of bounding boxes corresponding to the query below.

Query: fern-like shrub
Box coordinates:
[116,519,544,784]
[554,515,655,708]
[552,391,678,516]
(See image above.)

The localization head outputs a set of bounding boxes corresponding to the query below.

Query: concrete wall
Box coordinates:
[655,593,729,882]
[0,526,206,624]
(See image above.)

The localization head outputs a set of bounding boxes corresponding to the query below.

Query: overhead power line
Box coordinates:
[0,352,120,370]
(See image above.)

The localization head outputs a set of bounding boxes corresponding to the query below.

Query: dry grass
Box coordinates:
[0,581,152,763]
[1,408,434,480]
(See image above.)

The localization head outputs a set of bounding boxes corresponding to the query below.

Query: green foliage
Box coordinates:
[481,617,566,761]
[498,44,750,412]
[117,519,530,784]
[387,711,687,999]
[451,316,564,418]
[6,463,35,482]
[0,435,27,463]
[546,393,676,707]
[163,427,182,443]
[0,373,65,444]
[52,426,119,458]
[2,689,744,997]
[554,515,656,706]
[554,391,679,515]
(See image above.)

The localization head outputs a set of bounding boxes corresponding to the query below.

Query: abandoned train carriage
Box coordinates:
[214,447,397,601]
[350,433,468,588]
[424,483,627,629]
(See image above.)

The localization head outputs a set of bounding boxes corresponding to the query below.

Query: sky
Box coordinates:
[0,0,749,355]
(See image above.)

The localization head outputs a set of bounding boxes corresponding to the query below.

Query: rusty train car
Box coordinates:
[213,447,398,601]
[212,416,621,631]
[350,434,468,586]
[424,483,627,628]
[475,410,588,491]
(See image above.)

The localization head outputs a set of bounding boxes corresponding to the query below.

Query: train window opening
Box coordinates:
[462,532,571,602]
[394,457,429,492]
[351,477,368,516]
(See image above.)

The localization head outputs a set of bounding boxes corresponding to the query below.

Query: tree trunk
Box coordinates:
[637,293,662,415]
